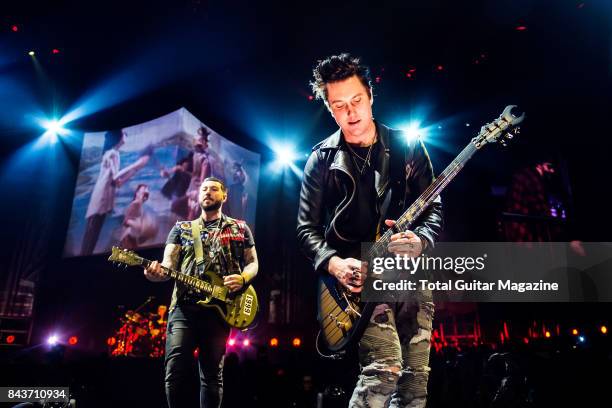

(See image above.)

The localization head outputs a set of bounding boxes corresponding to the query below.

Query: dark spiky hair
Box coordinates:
[310,53,372,103]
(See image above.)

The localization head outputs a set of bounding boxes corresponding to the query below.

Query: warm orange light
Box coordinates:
[68,336,78,345]
[292,337,302,347]
[601,326,608,334]
[269,338,279,347]
[107,337,116,346]
[545,331,551,338]
[571,329,579,336]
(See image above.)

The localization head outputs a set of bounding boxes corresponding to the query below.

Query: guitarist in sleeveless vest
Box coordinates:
[145,177,258,408]
[297,54,443,407]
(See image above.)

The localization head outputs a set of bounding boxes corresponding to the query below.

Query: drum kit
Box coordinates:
[107,297,168,358]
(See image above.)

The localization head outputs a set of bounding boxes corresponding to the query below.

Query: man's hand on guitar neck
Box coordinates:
[328,256,366,293]
[144,244,179,282]
[144,260,170,282]
[385,219,425,257]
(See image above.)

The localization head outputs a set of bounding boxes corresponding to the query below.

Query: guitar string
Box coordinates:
[366,141,478,260]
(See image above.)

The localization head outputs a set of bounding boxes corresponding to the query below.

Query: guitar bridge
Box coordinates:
[327,314,349,330]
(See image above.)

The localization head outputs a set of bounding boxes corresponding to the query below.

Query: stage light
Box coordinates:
[545,331,551,338]
[436,65,444,72]
[227,338,236,347]
[269,140,304,177]
[6,335,15,344]
[307,95,314,101]
[291,337,302,347]
[68,336,78,345]
[402,122,424,143]
[273,143,298,166]
[52,49,60,55]
[107,337,116,346]
[465,123,471,127]
[571,329,579,336]
[44,119,63,134]
[28,51,35,56]
[47,335,59,346]
[578,336,585,343]
[269,338,279,347]
[515,25,527,31]
[38,117,70,142]
[601,326,608,334]
[12,25,19,32]
[242,339,250,347]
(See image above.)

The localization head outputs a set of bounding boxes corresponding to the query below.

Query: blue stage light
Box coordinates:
[402,121,425,143]
[269,141,304,178]
[37,117,70,144]
[43,119,64,134]
[273,144,298,166]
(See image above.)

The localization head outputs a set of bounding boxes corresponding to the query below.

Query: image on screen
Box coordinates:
[63,107,260,257]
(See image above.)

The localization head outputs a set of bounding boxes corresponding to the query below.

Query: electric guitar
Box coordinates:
[317,105,525,354]
[108,246,259,330]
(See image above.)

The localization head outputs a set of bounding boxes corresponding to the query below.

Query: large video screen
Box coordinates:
[63,108,260,257]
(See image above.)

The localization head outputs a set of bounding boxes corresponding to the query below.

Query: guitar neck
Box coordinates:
[370,140,479,256]
[138,257,216,296]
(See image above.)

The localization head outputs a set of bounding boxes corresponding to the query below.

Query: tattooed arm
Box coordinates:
[223,246,258,292]
[241,246,258,283]
[144,244,180,282]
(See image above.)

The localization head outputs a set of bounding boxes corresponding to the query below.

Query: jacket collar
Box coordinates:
[323,121,392,198]
[319,120,391,150]
[199,213,235,230]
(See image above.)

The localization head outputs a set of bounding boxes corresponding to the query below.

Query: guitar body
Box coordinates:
[317,274,376,352]
[108,247,260,331]
[194,271,259,330]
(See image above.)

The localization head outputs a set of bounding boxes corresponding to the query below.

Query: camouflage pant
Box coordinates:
[349,292,434,408]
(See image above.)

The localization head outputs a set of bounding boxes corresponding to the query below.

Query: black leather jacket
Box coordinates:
[296,121,443,273]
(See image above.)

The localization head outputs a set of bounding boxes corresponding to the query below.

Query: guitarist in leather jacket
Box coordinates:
[297,54,443,408]
[145,177,258,408]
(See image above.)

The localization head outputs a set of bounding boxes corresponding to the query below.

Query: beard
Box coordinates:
[202,200,222,212]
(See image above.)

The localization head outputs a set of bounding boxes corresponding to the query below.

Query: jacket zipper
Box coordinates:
[329,164,357,242]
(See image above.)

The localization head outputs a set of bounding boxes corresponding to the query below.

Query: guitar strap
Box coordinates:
[191,220,205,272]
[385,128,410,222]
[191,218,229,275]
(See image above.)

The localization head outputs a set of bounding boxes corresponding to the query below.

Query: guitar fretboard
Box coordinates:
[139,257,216,295]
[368,141,478,259]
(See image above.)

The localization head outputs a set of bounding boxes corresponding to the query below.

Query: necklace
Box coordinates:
[346,133,377,176]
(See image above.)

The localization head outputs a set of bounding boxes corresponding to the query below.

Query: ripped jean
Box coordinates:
[165,304,230,408]
[349,291,434,408]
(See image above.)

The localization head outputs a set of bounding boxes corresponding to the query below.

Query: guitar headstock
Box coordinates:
[472,105,525,149]
[108,246,143,267]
